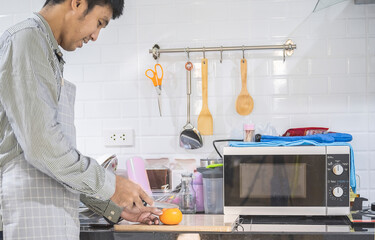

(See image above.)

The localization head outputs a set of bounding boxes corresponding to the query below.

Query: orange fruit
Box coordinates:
[159,208,183,225]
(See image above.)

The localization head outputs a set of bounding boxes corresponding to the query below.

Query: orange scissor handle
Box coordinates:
[145,64,164,86]
[145,69,158,86]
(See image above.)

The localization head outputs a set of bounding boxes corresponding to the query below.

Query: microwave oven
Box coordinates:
[223,146,350,216]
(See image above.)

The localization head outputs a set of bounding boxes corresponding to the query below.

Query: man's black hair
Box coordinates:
[43,0,124,19]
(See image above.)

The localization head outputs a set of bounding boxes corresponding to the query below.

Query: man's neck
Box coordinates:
[38,3,69,45]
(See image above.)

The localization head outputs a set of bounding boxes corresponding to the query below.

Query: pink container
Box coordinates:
[193,171,204,213]
[126,157,152,196]
[243,123,255,142]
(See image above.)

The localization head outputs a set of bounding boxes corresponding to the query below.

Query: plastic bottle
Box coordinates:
[202,167,223,214]
[192,171,204,213]
[179,173,196,214]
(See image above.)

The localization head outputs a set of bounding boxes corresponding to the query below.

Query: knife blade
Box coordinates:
[143,200,179,209]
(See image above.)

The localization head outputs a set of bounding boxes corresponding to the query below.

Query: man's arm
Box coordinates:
[0,28,114,200]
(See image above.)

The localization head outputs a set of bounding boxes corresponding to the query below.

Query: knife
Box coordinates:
[143,200,179,209]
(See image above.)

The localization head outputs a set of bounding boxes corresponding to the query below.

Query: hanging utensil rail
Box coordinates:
[149,39,296,62]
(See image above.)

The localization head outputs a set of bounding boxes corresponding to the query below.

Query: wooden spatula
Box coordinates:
[235,58,254,115]
[198,58,213,135]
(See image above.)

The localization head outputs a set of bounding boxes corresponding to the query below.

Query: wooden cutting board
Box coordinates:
[114,214,238,232]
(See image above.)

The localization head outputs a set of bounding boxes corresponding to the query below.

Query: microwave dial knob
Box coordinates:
[332,164,344,175]
[332,187,344,198]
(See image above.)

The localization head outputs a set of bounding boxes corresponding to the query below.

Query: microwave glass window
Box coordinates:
[239,163,306,198]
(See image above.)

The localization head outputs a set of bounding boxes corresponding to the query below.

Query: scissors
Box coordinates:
[145,64,164,116]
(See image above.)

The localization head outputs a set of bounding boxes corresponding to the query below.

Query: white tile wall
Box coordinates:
[1,0,375,203]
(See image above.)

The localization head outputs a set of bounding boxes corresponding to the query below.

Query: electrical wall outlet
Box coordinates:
[103,129,134,147]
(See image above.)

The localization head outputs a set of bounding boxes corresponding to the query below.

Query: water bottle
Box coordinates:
[179,173,196,214]
[202,166,223,214]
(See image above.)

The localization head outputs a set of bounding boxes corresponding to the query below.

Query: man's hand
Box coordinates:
[110,175,154,210]
[121,205,162,225]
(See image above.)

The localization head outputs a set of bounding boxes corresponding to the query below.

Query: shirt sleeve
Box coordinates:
[80,194,123,224]
[0,28,115,200]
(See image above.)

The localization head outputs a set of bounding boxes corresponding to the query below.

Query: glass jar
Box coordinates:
[179,172,196,214]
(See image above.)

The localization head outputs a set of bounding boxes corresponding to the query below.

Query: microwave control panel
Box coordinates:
[326,154,350,206]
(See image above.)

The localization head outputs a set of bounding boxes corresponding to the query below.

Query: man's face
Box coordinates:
[61,1,112,51]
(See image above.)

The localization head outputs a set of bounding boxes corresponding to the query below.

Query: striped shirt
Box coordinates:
[0,13,116,230]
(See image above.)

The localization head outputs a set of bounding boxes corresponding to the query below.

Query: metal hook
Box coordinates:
[283,48,286,63]
[185,47,190,61]
[220,46,223,63]
[203,47,206,58]
[242,45,245,59]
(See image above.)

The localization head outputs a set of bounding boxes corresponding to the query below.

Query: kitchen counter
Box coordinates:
[79,212,375,240]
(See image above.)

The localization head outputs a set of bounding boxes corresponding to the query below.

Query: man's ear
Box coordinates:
[71,0,83,11]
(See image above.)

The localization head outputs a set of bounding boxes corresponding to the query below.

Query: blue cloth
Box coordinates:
[229,140,356,193]
[260,133,352,143]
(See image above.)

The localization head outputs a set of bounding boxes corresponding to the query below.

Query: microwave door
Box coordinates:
[224,154,327,214]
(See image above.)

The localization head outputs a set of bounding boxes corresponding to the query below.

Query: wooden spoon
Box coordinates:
[235,58,254,115]
[198,58,213,135]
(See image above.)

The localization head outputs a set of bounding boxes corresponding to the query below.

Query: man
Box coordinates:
[0,0,161,239]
